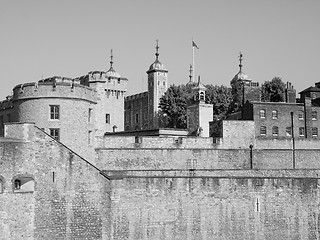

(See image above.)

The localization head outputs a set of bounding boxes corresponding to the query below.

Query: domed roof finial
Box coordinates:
[106,49,121,78]
[189,64,193,82]
[110,49,114,68]
[155,39,159,61]
[239,52,243,71]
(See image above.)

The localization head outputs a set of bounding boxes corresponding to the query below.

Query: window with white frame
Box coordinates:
[299,127,305,137]
[286,127,292,137]
[312,111,317,120]
[298,110,304,120]
[50,105,60,120]
[260,126,266,136]
[272,126,279,136]
[272,110,278,119]
[312,127,318,137]
[259,109,266,118]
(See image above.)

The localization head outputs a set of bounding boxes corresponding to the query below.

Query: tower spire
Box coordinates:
[155,39,159,61]
[239,52,243,71]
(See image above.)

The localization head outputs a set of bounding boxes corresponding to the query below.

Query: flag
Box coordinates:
[192,40,199,49]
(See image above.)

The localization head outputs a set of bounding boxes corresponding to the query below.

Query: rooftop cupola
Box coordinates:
[232,52,251,82]
[193,76,206,102]
[106,49,121,78]
[147,40,166,72]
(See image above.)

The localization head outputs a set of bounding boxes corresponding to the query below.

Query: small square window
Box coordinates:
[106,114,110,124]
[286,127,292,137]
[272,110,278,119]
[312,111,317,120]
[260,126,266,136]
[50,128,60,141]
[299,127,305,137]
[259,109,266,118]
[50,105,60,120]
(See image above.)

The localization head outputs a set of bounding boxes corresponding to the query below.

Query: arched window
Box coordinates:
[134,125,140,131]
[13,176,35,193]
[259,109,266,118]
[272,110,278,119]
[199,91,205,101]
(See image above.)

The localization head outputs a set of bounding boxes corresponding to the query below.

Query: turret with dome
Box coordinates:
[105,49,121,79]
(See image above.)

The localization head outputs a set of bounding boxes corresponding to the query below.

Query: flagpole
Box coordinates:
[192,39,195,83]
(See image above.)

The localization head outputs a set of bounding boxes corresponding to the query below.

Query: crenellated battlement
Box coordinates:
[78,71,128,92]
[0,96,14,110]
[11,77,97,103]
[125,91,148,101]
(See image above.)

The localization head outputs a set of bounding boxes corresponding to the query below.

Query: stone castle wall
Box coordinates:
[1,123,320,239]
[0,124,105,240]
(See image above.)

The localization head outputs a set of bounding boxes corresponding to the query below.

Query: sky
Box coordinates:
[0,0,319,100]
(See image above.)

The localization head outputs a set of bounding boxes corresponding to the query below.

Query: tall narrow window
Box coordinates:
[272,126,279,136]
[0,178,3,194]
[50,105,60,120]
[272,110,278,119]
[286,127,292,137]
[0,116,3,126]
[106,114,110,124]
[298,110,304,120]
[312,111,317,120]
[260,126,266,136]
[7,114,11,122]
[88,130,92,145]
[50,128,60,141]
[312,127,318,137]
[259,109,266,118]
[135,113,139,124]
[299,127,305,137]
[88,108,92,122]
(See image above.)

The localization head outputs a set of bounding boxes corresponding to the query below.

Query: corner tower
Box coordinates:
[147,40,168,129]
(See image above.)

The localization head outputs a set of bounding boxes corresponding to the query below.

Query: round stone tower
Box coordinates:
[11,77,96,157]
